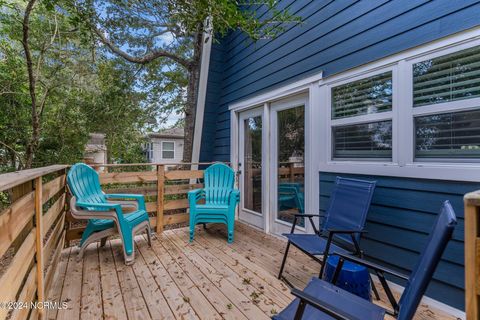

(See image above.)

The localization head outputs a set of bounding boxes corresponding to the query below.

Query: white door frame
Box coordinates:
[269,94,315,235]
[230,90,318,236]
[238,107,266,229]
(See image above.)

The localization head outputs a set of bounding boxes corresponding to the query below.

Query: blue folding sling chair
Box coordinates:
[278,177,376,283]
[272,200,457,320]
[67,163,151,265]
[188,163,240,243]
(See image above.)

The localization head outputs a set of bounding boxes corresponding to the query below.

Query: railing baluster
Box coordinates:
[156,165,165,233]
[34,176,44,319]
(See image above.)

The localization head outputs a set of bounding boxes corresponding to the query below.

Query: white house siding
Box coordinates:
[151,137,184,164]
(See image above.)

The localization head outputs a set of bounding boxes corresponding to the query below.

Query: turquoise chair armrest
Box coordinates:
[188,188,205,200]
[228,189,240,206]
[75,201,125,221]
[105,193,146,211]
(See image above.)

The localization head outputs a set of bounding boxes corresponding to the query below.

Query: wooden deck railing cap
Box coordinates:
[0,165,68,192]
[464,190,480,206]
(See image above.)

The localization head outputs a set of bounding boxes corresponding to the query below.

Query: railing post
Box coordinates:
[156,165,165,233]
[64,167,69,248]
[465,191,480,319]
[34,176,44,319]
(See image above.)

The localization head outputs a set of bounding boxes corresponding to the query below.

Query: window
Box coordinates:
[413,45,480,160]
[413,46,480,107]
[332,72,392,118]
[333,121,392,159]
[162,141,175,159]
[331,71,393,160]
[415,109,480,159]
[145,142,153,162]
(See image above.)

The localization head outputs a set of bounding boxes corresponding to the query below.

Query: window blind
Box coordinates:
[333,121,392,159]
[415,109,480,159]
[413,45,480,107]
[332,72,392,119]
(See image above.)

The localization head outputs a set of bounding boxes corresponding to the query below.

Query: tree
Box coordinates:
[0,1,156,170]
[1,0,94,168]
[69,0,299,164]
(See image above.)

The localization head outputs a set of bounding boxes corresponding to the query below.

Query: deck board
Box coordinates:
[81,243,103,319]
[98,242,128,320]
[50,223,458,320]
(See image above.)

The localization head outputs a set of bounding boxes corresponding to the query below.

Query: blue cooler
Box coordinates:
[323,255,371,301]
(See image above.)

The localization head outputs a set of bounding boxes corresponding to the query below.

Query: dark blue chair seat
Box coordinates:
[283,234,350,256]
[273,277,385,320]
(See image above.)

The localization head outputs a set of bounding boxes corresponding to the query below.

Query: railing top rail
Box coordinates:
[0,165,68,192]
[89,162,229,167]
[0,162,229,192]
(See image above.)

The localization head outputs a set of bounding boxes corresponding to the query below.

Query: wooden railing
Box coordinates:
[0,162,215,319]
[464,190,480,319]
[0,165,68,320]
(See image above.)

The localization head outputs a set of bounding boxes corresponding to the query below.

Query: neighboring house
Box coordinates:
[193,1,480,312]
[84,133,107,166]
[145,128,184,165]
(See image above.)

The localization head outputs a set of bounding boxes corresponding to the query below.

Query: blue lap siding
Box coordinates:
[200,0,480,162]
[198,0,480,309]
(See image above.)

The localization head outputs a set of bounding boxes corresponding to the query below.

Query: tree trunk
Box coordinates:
[182,30,203,165]
[22,0,39,169]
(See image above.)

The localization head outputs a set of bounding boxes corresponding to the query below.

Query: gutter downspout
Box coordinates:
[191,18,213,170]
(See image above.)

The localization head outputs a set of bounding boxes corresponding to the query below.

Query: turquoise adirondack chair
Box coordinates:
[67,163,151,265]
[188,163,240,243]
[278,182,304,213]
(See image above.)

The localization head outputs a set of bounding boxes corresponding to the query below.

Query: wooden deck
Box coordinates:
[46,223,457,320]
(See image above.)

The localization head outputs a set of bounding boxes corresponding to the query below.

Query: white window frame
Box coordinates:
[407,42,480,163]
[161,141,175,160]
[318,28,480,182]
[326,66,397,163]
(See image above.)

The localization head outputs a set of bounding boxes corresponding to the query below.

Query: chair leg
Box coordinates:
[189,215,196,242]
[77,229,114,262]
[319,233,334,278]
[370,273,381,300]
[100,237,107,247]
[278,242,291,279]
[146,225,152,247]
[293,300,307,320]
[227,221,234,244]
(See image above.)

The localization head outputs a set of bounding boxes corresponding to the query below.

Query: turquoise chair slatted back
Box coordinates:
[204,163,235,205]
[67,163,107,206]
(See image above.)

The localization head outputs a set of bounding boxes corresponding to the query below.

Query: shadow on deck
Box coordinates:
[46,222,457,320]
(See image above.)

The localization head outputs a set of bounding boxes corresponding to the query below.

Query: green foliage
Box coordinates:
[165,0,301,41]
[0,1,154,170]
[67,0,301,131]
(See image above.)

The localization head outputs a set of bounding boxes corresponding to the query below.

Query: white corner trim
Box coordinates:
[191,19,213,169]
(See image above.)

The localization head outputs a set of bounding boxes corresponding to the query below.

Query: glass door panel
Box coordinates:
[276,105,305,227]
[238,108,264,229]
[244,116,262,214]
